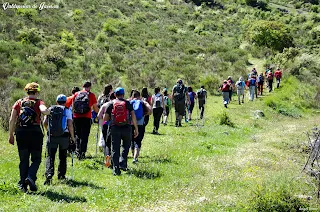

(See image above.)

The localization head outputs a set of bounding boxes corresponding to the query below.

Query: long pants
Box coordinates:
[102,124,112,156]
[45,134,69,178]
[258,83,263,95]
[144,115,150,126]
[268,80,273,92]
[153,107,163,131]
[237,89,244,103]
[199,100,205,119]
[16,128,43,185]
[131,125,145,149]
[249,86,255,101]
[276,78,281,88]
[175,100,185,124]
[73,118,92,155]
[110,125,132,171]
[229,90,233,101]
[222,92,229,105]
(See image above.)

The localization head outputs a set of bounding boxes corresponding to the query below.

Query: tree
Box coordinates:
[248,20,294,51]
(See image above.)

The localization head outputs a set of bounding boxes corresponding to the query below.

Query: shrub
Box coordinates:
[219,111,235,127]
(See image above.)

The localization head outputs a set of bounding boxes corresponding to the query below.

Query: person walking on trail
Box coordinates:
[247,75,257,101]
[141,87,152,127]
[197,86,207,119]
[66,86,80,112]
[251,68,258,77]
[172,79,190,127]
[66,81,99,160]
[274,68,282,89]
[97,84,113,149]
[257,73,264,96]
[227,76,235,102]
[220,80,230,108]
[151,87,164,134]
[103,87,139,176]
[130,90,152,163]
[267,71,274,92]
[97,92,116,168]
[236,77,245,105]
[162,88,171,126]
[43,94,75,185]
[8,82,50,192]
[187,86,197,121]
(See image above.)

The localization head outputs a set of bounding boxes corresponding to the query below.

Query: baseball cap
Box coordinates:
[56,94,67,102]
[115,87,125,95]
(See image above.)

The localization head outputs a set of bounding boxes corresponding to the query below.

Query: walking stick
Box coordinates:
[71,150,74,180]
[195,100,199,128]
[96,119,99,156]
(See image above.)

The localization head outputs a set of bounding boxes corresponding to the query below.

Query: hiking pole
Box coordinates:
[71,150,74,180]
[195,101,199,128]
[96,119,99,157]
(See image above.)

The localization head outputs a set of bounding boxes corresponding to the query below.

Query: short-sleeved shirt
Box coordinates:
[105,98,133,126]
[67,90,97,119]
[172,84,187,102]
[188,92,196,103]
[12,97,45,125]
[197,89,207,101]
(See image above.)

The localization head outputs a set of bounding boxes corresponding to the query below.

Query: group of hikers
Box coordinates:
[7,79,207,192]
[219,67,283,108]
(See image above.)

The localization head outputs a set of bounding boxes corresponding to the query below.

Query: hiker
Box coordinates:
[236,77,245,104]
[103,87,139,176]
[141,87,152,127]
[187,86,197,121]
[43,94,75,185]
[151,87,164,134]
[66,81,99,160]
[251,68,258,77]
[248,74,257,101]
[257,73,264,95]
[220,80,230,108]
[130,90,152,163]
[97,84,113,149]
[274,68,282,88]
[163,88,171,126]
[97,92,116,168]
[227,76,235,102]
[172,79,190,127]
[8,82,50,192]
[267,71,274,92]
[197,86,207,119]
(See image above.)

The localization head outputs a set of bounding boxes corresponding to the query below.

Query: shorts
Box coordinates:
[175,101,185,116]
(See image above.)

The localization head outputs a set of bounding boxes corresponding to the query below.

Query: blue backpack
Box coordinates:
[250,78,256,86]
[130,99,144,120]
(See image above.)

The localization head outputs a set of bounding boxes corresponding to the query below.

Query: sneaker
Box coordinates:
[105,155,111,168]
[132,158,138,164]
[44,178,52,186]
[113,168,121,176]
[178,123,182,127]
[224,104,227,108]
[120,166,129,171]
[79,152,86,160]
[18,183,27,193]
[25,177,37,192]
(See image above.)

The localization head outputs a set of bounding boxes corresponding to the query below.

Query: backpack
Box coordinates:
[111,100,129,126]
[250,78,256,86]
[197,89,205,99]
[154,94,162,108]
[258,75,263,83]
[73,91,90,114]
[131,99,144,120]
[267,72,273,80]
[189,92,195,103]
[164,96,171,107]
[49,106,67,137]
[17,99,39,128]
[173,85,185,101]
[97,95,109,108]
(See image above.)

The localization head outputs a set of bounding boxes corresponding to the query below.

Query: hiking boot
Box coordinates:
[132,158,138,164]
[224,104,227,108]
[113,168,121,176]
[79,152,86,160]
[120,166,129,171]
[58,175,66,180]
[25,177,37,192]
[18,183,27,193]
[178,123,182,127]
[105,155,111,168]
[242,100,244,103]
[44,178,52,186]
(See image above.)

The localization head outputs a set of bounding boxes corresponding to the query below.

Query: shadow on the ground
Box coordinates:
[35,190,87,203]
[126,167,161,179]
[63,179,103,189]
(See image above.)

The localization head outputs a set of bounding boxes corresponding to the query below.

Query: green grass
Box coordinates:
[0,91,319,211]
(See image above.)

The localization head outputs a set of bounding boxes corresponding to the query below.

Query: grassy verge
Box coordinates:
[0,91,319,211]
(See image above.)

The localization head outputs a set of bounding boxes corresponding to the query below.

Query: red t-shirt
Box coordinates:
[12,97,45,125]
[69,91,97,119]
[274,70,282,79]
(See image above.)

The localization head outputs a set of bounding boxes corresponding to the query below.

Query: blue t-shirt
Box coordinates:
[188,92,195,103]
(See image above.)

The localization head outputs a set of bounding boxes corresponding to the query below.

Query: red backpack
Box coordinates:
[111,100,129,126]
[267,72,273,80]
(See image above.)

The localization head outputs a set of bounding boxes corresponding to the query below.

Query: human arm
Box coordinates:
[39,104,50,115]
[92,103,99,113]
[130,110,139,138]
[8,109,18,145]
[162,95,165,108]
[67,119,75,142]
[143,100,152,115]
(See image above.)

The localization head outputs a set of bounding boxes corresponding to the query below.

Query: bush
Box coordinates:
[219,111,235,127]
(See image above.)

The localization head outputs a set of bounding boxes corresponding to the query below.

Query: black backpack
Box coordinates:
[97,95,110,108]
[197,89,205,99]
[173,85,185,101]
[17,99,39,128]
[49,106,67,137]
[73,91,90,114]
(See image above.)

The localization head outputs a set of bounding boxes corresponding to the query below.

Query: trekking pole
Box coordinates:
[71,150,74,180]
[96,119,99,157]
[195,101,199,128]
